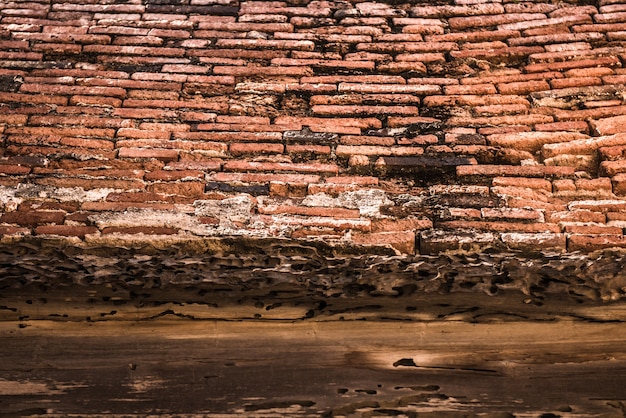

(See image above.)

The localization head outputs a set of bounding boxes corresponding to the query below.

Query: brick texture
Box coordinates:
[0,0,626,255]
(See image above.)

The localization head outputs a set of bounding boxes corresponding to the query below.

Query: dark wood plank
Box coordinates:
[2,320,626,416]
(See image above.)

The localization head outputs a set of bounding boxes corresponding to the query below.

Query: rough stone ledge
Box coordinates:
[2,236,626,323]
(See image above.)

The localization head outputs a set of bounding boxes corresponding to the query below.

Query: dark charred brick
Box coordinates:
[145,5,239,15]
[205,182,270,196]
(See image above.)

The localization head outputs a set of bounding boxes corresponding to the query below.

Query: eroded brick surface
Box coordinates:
[0,0,626,255]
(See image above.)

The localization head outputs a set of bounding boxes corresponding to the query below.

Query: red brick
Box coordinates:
[508,32,605,46]
[275,116,381,130]
[70,95,122,107]
[336,145,424,157]
[488,131,589,153]
[447,114,553,127]
[338,83,440,95]
[449,46,544,61]
[351,231,416,254]
[497,80,550,95]
[563,225,623,235]
[6,126,116,139]
[492,177,552,191]
[82,45,184,57]
[116,129,171,140]
[568,200,626,212]
[229,143,284,155]
[122,98,227,112]
[419,229,498,254]
[29,115,131,129]
[20,83,127,98]
[525,56,622,72]
[371,217,432,233]
[81,202,181,212]
[286,145,331,155]
[474,104,528,116]
[457,165,576,177]
[209,172,320,184]
[0,92,68,106]
[548,210,606,223]
[444,84,497,95]
[118,148,179,161]
[223,161,338,175]
[438,220,560,233]
[535,121,590,133]
[146,182,205,197]
[144,170,203,181]
[501,232,566,252]
[448,13,547,30]
[1,211,65,227]
[325,176,379,186]
[302,75,406,84]
[258,203,361,219]
[0,164,31,175]
[423,95,530,107]
[481,207,545,222]
[544,134,626,159]
[0,226,31,236]
[568,235,626,252]
[550,77,602,89]
[600,146,626,161]
[312,104,420,116]
[258,214,371,232]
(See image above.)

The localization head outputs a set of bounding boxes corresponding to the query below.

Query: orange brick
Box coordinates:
[118,148,179,161]
[144,170,203,181]
[223,161,339,175]
[147,182,205,197]
[258,204,361,219]
[501,232,566,252]
[351,231,416,254]
[497,80,550,95]
[568,235,626,252]
[1,211,65,226]
[229,143,285,155]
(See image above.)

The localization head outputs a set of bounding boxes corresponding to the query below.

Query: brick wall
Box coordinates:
[2,0,626,255]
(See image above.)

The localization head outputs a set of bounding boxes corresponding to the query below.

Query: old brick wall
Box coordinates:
[1,0,626,257]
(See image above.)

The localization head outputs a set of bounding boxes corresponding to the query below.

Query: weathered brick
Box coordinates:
[258,214,371,232]
[563,225,623,235]
[568,235,626,252]
[118,148,179,161]
[223,161,339,175]
[488,131,589,153]
[351,231,416,254]
[543,134,626,159]
[497,80,550,95]
[525,56,622,72]
[501,232,566,252]
[258,203,361,219]
[492,177,552,191]
[229,143,284,155]
[448,13,547,29]
[1,210,65,226]
[207,173,320,184]
[457,165,576,177]
[336,145,424,157]
[419,229,498,254]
